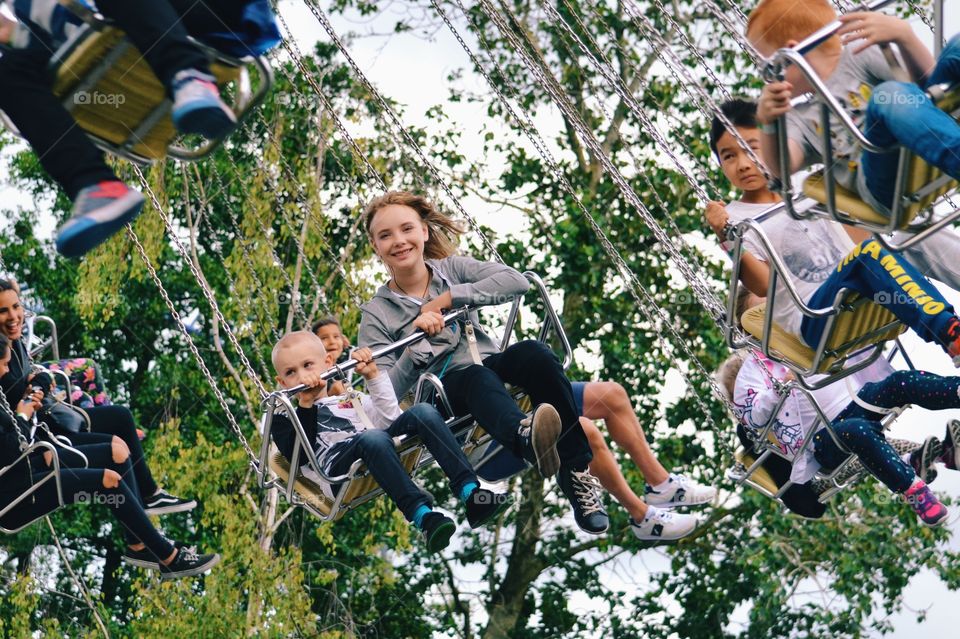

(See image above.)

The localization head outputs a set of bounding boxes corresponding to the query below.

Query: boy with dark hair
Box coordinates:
[705,98,960,366]
[0,0,246,258]
[270,331,509,552]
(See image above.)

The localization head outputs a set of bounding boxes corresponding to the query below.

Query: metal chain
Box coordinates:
[132,166,270,399]
[703,0,763,66]
[125,223,261,470]
[0,389,30,451]
[459,0,740,425]
[299,0,506,265]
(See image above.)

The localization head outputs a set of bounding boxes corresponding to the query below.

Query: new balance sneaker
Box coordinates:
[171,69,237,139]
[629,507,699,542]
[558,467,609,535]
[144,490,197,516]
[908,436,941,484]
[159,546,221,581]
[465,487,511,529]
[518,403,561,478]
[420,512,456,553]
[903,479,949,527]
[941,419,960,471]
[55,181,145,257]
[644,473,716,508]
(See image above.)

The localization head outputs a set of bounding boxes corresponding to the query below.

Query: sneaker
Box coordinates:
[144,490,197,516]
[158,546,221,581]
[171,69,237,139]
[644,473,717,508]
[55,181,145,258]
[903,479,949,527]
[557,467,609,535]
[941,419,960,471]
[629,507,699,542]
[943,318,960,366]
[122,545,169,569]
[908,436,941,484]
[518,403,561,478]
[464,487,511,529]
[420,511,456,553]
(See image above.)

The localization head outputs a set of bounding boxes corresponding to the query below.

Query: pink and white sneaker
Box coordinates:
[903,479,949,527]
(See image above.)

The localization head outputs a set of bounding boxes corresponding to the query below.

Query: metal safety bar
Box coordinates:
[0,441,66,534]
[499,271,574,371]
[725,217,896,389]
[26,314,60,362]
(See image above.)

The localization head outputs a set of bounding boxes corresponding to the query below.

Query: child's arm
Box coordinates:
[357,313,422,398]
[422,255,529,316]
[757,82,806,178]
[838,12,935,84]
[705,202,770,296]
[352,347,403,427]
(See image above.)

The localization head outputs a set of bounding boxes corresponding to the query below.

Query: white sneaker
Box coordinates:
[644,473,716,508]
[630,507,698,541]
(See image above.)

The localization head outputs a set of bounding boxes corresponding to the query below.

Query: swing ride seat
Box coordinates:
[764,3,960,249]
[37,12,273,165]
[259,272,571,520]
[0,441,73,535]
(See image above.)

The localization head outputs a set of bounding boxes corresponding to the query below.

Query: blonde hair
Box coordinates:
[271,330,325,374]
[747,0,840,55]
[715,350,749,401]
[364,191,464,260]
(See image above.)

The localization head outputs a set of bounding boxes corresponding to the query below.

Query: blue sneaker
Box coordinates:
[170,69,237,139]
[55,181,145,257]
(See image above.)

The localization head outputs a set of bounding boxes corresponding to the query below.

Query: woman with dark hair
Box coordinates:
[0,332,220,579]
[0,278,194,515]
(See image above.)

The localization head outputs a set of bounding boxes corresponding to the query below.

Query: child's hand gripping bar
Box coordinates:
[282,307,471,396]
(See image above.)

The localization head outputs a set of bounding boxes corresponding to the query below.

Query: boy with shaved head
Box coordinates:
[270,331,507,552]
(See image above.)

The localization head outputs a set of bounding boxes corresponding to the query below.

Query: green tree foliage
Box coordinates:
[1,1,958,637]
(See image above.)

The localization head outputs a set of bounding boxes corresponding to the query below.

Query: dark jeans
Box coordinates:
[736,425,826,519]
[0,442,174,559]
[326,404,478,522]
[0,0,240,199]
[442,340,593,471]
[49,405,158,500]
[800,239,956,348]
[815,369,960,493]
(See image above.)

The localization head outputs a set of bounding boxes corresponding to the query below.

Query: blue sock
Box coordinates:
[459,481,479,502]
[412,504,432,529]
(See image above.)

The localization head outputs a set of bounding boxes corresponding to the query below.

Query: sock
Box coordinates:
[412,504,432,529]
[459,481,479,502]
[901,452,913,465]
[641,505,662,522]
[941,317,960,348]
[651,476,673,493]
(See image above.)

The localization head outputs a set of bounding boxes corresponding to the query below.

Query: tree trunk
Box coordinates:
[482,472,546,639]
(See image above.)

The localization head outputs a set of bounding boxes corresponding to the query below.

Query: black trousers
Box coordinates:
[0,442,174,558]
[326,404,478,522]
[48,405,159,500]
[0,0,241,199]
[736,425,826,519]
[442,340,593,471]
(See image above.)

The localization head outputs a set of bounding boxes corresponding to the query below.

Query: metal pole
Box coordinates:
[934,0,945,57]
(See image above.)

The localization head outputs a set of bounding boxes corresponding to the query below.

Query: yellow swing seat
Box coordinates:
[47,22,271,165]
[740,300,903,375]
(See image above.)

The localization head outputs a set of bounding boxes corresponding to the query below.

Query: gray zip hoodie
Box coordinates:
[358,255,530,397]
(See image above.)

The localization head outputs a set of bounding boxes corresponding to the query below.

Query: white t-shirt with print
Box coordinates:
[726,199,854,340]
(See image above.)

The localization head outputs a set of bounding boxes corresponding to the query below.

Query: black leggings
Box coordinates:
[0,0,241,199]
[0,442,174,558]
[441,340,593,471]
[49,405,159,500]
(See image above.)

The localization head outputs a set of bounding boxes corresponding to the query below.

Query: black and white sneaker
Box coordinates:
[941,420,960,471]
[629,508,698,542]
[144,490,197,516]
[908,436,942,484]
[518,403,561,478]
[557,467,609,535]
[159,546,221,581]
[122,545,169,569]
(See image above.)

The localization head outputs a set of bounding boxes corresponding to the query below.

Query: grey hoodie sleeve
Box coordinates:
[443,255,529,307]
[358,311,422,398]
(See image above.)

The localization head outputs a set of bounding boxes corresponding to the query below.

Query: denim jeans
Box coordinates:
[861,34,960,211]
[326,404,478,522]
[800,239,956,348]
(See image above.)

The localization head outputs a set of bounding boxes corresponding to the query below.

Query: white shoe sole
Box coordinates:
[160,553,221,581]
[144,499,198,516]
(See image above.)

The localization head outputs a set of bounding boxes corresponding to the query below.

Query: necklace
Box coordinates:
[393,267,431,300]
